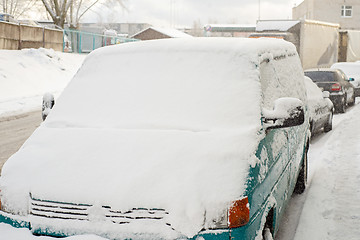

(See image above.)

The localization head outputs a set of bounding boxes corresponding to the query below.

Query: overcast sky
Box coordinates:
[84,0,304,28]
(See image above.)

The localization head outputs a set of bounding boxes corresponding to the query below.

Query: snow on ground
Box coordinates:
[293,99,360,240]
[0,48,86,118]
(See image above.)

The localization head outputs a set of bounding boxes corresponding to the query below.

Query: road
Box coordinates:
[0,111,41,175]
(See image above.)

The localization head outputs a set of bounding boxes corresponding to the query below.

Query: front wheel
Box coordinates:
[324,112,333,132]
[348,93,356,106]
[263,228,274,240]
[294,149,308,194]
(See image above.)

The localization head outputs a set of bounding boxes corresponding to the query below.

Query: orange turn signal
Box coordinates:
[228,197,250,228]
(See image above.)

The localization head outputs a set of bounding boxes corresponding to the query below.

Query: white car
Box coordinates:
[304,76,334,134]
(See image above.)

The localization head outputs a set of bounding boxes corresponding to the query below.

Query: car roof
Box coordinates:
[305,68,339,73]
[87,37,298,63]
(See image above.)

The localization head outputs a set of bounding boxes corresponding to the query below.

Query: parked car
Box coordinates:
[331,62,360,97]
[304,76,334,134]
[304,68,355,113]
[0,38,310,240]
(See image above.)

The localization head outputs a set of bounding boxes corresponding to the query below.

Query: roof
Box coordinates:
[131,26,192,38]
[305,68,339,72]
[204,24,256,32]
[256,19,339,32]
[256,20,300,32]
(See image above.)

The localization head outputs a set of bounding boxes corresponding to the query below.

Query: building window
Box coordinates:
[341,5,352,17]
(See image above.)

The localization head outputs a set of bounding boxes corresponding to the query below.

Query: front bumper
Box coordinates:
[0,210,30,229]
[0,210,230,240]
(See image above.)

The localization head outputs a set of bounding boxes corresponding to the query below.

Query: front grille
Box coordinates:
[30,197,91,221]
[30,196,170,225]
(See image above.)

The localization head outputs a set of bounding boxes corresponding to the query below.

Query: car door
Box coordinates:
[338,70,355,103]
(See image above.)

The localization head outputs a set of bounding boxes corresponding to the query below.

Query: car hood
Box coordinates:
[0,126,260,237]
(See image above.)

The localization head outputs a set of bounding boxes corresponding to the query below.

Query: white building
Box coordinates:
[293,0,360,30]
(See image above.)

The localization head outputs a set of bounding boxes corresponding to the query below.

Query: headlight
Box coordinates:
[211,197,250,229]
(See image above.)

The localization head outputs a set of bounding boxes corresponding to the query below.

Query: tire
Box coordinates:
[337,96,346,113]
[309,121,314,135]
[263,228,274,240]
[324,112,333,132]
[294,148,308,194]
[262,210,274,240]
[348,93,356,106]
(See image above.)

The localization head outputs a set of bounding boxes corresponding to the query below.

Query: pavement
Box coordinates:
[0,110,41,175]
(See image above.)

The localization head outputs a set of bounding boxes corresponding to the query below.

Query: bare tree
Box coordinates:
[1,0,37,18]
[41,0,71,28]
[40,0,126,29]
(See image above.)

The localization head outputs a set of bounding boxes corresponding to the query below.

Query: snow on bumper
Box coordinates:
[0,196,231,240]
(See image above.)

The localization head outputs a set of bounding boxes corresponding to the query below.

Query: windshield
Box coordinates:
[305,71,336,82]
[46,39,262,131]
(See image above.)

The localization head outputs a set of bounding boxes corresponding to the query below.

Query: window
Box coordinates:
[341,5,352,17]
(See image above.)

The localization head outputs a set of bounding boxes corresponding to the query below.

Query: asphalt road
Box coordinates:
[0,111,41,175]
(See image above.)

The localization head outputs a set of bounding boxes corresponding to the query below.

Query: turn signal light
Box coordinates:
[228,197,250,228]
[331,83,341,91]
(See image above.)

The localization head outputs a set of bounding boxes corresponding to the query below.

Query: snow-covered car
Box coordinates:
[0,38,310,240]
[304,76,334,134]
[331,62,360,97]
[305,68,355,113]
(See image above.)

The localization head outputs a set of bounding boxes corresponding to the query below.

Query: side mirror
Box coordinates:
[42,93,55,121]
[262,97,305,130]
[348,78,355,82]
[322,91,330,98]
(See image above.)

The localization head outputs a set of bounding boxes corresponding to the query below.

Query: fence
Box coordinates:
[0,21,63,51]
[63,29,139,53]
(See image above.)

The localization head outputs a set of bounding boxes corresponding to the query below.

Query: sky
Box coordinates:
[83,0,305,28]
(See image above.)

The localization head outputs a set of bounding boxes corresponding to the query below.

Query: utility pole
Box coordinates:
[170,0,175,28]
[258,0,261,20]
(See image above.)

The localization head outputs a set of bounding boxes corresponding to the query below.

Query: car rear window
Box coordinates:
[305,71,336,82]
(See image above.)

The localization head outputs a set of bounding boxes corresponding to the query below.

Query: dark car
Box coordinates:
[304,76,334,134]
[305,68,355,113]
[331,62,360,97]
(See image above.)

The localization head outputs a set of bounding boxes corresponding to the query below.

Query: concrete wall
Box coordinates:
[293,0,360,30]
[0,21,63,51]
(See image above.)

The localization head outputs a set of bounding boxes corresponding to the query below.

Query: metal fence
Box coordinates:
[63,29,139,53]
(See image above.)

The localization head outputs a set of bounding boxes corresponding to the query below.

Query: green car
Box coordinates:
[0,37,309,240]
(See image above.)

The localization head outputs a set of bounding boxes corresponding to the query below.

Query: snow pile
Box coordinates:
[0,48,85,117]
[294,100,360,240]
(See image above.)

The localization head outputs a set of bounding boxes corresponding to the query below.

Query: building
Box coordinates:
[203,24,256,37]
[293,0,360,30]
[131,27,192,40]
